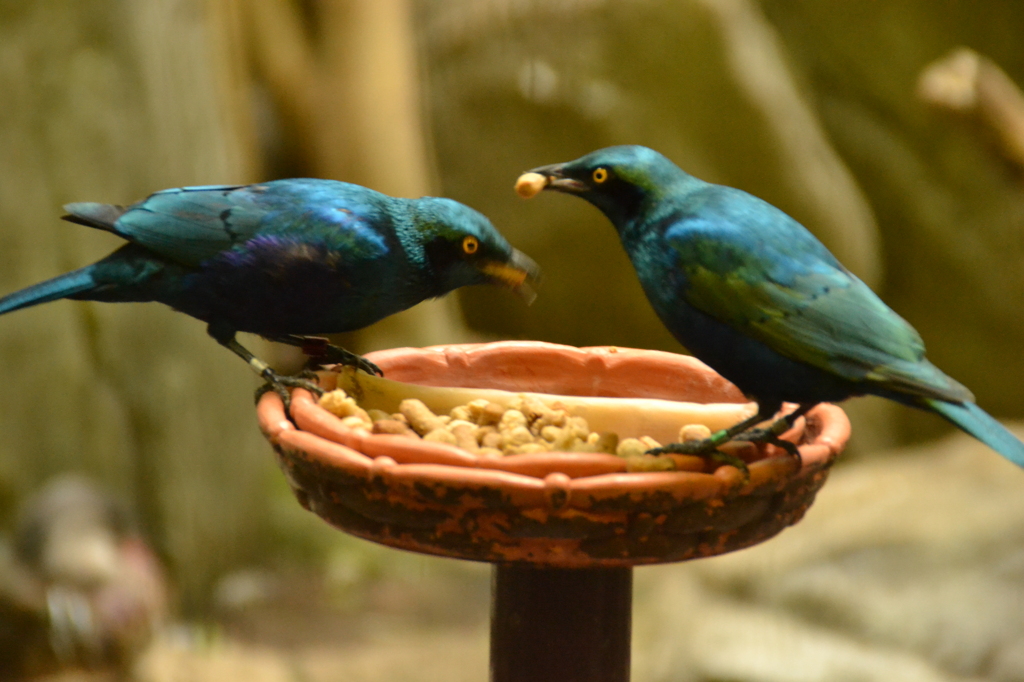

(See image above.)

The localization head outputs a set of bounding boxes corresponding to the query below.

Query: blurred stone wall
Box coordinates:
[0,0,267,611]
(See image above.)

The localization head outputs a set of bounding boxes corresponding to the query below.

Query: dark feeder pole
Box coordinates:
[256,342,851,682]
[490,564,632,682]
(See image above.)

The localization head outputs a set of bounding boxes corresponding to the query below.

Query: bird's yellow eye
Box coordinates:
[462,235,479,254]
[593,167,609,183]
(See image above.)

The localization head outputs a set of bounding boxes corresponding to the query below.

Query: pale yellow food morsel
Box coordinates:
[510,443,549,455]
[367,408,392,423]
[400,398,446,436]
[449,405,473,422]
[480,430,503,450]
[514,172,548,198]
[465,399,504,426]
[624,454,677,473]
[372,419,417,438]
[680,423,712,442]
[340,415,372,430]
[424,428,458,445]
[639,435,663,450]
[448,420,479,451]
[319,389,371,423]
[480,402,506,425]
[499,409,528,433]
[540,425,561,443]
[503,426,535,449]
[616,438,647,458]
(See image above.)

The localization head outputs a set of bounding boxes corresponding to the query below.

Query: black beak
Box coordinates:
[526,163,588,193]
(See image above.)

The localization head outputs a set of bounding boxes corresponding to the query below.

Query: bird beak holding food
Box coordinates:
[515,164,586,198]
[479,248,541,305]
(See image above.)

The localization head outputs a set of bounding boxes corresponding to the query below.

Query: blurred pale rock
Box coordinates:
[633,425,1024,681]
[0,476,166,680]
[918,47,1024,173]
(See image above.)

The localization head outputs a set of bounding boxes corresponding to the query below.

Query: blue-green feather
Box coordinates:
[925,399,1024,466]
[0,178,535,340]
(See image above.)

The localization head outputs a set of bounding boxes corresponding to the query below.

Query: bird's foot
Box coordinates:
[734,427,801,460]
[646,441,750,477]
[299,337,383,377]
[737,409,806,462]
[254,368,324,410]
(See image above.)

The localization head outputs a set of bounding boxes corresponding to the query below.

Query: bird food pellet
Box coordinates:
[514,172,548,199]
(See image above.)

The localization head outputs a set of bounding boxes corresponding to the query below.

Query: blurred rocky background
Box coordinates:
[0,476,167,680]
[0,0,1022,679]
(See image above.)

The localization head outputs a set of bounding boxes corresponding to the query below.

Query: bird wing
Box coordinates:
[665,215,973,403]
[109,181,389,267]
[107,185,254,265]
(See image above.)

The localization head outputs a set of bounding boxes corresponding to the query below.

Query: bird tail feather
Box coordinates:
[61,202,126,232]
[0,267,98,316]
[924,398,1024,467]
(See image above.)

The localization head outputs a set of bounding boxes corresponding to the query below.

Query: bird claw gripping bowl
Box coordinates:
[257,342,849,567]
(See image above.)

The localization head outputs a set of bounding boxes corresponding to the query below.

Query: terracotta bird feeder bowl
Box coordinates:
[256,341,849,566]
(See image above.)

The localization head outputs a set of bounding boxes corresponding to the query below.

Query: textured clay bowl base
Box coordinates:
[257,342,850,567]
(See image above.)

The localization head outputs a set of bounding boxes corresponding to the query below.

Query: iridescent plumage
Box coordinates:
[529,145,1024,466]
[0,179,539,400]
